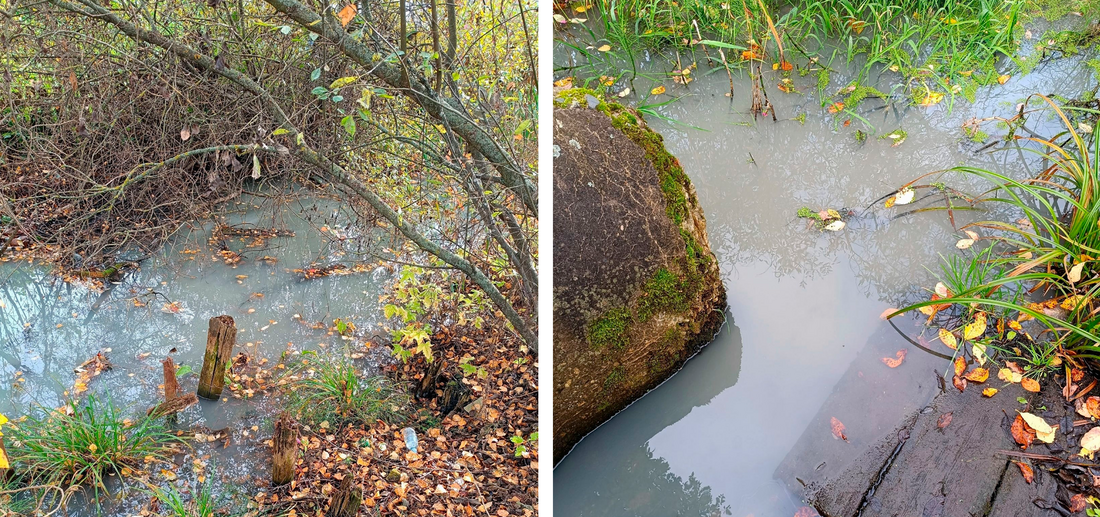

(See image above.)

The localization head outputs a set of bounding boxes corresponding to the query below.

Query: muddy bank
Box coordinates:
[551,91,726,464]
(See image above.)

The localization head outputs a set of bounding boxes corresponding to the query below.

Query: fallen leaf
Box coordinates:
[998,368,1023,383]
[956,238,975,249]
[982,387,998,397]
[963,313,987,340]
[972,343,988,366]
[1070,493,1087,513]
[964,367,989,383]
[1088,396,1100,419]
[919,91,945,107]
[597,44,611,52]
[827,102,845,114]
[618,88,631,97]
[894,187,916,205]
[938,328,958,350]
[830,417,848,442]
[882,349,907,368]
[937,412,953,429]
[997,74,1011,85]
[1021,377,1041,393]
[935,282,951,297]
[337,4,357,27]
[965,230,980,240]
[1069,262,1086,283]
[1062,294,1088,310]
[1011,414,1036,448]
[879,307,899,320]
[793,507,819,517]
[884,195,896,208]
[1081,427,1100,458]
[954,356,967,377]
[1020,412,1056,443]
[1015,461,1034,483]
[824,220,846,231]
[953,374,967,392]
[180,127,191,141]
[651,85,666,95]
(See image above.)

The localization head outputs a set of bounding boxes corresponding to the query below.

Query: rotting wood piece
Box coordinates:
[162,356,180,403]
[272,411,298,486]
[198,315,236,400]
[326,475,362,517]
[148,393,198,418]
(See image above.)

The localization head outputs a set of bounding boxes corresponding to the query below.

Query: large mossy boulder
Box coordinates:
[552,89,727,464]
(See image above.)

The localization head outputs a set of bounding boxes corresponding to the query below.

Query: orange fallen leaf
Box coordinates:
[879,307,898,320]
[337,4,357,27]
[1011,414,1035,449]
[830,416,849,442]
[1015,461,1034,484]
[982,387,998,397]
[881,349,907,368]
[953,374,967,392]
[1087,396,1100,419]
[954,356,967,377]
[964,367,988,383]
[741,50,760,60]
[827,102,845,114]
[884,195,897,208]
[780,60,793,71]
[1021,377,1041,393]
[997,74,1011,85]
[793,507,819,517]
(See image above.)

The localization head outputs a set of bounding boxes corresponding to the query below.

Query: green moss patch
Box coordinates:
[637,267,690,321]
[588,307,632,349]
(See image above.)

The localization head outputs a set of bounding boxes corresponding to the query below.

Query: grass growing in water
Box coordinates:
[289,357,410,426]
[889,96,1100,378]
[7,394,186,492]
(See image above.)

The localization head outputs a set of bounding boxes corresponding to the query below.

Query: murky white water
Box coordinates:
[554,29,1098,516]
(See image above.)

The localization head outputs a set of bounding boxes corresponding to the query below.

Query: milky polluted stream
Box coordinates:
[554,30,1098,516]
[0,189,396,515]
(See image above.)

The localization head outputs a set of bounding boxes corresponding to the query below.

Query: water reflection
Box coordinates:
[555,312,742,517]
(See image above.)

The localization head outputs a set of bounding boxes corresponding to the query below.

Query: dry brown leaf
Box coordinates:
[953,374,967,392]
[1011,414,1035,449]
[1015,461,1034,484]
[937,412,953,430]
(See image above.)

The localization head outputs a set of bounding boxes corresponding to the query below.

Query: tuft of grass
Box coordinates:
[289,357,410,426]
[7,394,186,493]
[892,96,1100,370]
[151,465,219,517]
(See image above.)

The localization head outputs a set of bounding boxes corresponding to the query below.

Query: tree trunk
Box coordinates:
[326,475,362,517]
[197,315,236,400]
[272,411,298,486]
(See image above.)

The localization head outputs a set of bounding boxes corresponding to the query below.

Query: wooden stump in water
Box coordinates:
[162,357,180,402]
[197,315,236,400]
[326,475,362,517]
[148,356,198,418]
[439,379,470,415]
[272,411,298,486]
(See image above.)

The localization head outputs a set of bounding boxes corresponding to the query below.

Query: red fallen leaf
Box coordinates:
[1015,461,1034,484]
[882,349,907,368]
[1011,414,1035,449]
[1070,493,1087,512]
[831,417,849,442]
[843,119,852,127]
[937,412,953,430]
[793,507,819,517]
[953,374,967,392]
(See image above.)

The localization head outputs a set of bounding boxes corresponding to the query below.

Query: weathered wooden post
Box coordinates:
[272,411,298,486]
[197,315,236,400]
[162,357,180,403]
[326,476,362,517]
[149,356,198,418]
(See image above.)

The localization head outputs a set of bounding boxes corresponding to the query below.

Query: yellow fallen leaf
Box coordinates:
[972,343,988,366]
[597,44,611,52]
[1069,262,1085,283]
[884,195,896,208]
[963,313,987,340]
[651,85,666,95]
[982,387,998,397]
[956,238,975,249]
[919,91,944,107]
[964,367,989,383]
[939,328,958,350]
[998,74,1011,85]
[998,368,1023,383]
[1020,412,1056,443]
[1063,295,1088,311]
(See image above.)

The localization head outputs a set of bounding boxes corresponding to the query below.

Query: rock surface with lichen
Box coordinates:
[552,89,727,464]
